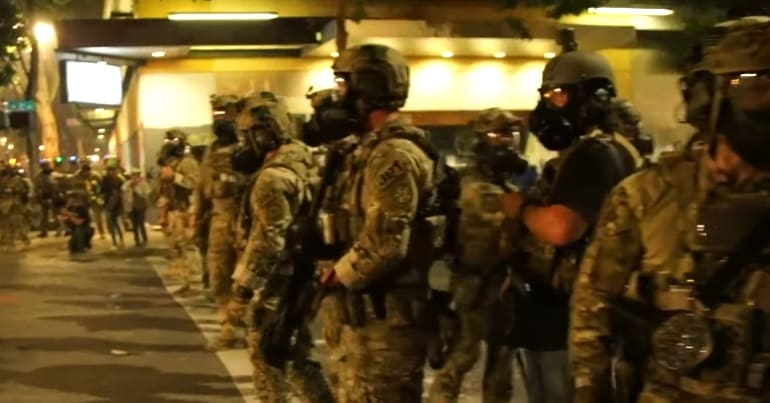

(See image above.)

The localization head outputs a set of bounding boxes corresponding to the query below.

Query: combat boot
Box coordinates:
[205,325,243,351]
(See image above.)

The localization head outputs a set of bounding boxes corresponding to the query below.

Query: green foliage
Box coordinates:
[0,1,25,88]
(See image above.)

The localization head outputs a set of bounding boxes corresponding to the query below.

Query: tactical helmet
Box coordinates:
[465,108,529,176]
[540,50,616,94]
[210,94,240,109]
[232,92,295,174]
[166,129,188,144]
[333,44,410,112]
[238,91,295,142]
[682,18,770,171]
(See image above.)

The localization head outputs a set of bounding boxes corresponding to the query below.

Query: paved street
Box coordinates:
[0,231,527,403]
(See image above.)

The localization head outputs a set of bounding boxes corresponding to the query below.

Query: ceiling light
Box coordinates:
[493,52,506,59]
[441,50,454,58]
[97,134,105,140]
[189,44,299,51]
[151,51,166,58]
[544,52,556,59]
[587,7,674,16]
[331,51,339,58]
[95,108,105,112]
[168,12,278,21]
[38,145,45,151]
[98,128,106,133]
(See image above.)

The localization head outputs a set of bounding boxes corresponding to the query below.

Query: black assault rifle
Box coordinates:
[258,143,350,369]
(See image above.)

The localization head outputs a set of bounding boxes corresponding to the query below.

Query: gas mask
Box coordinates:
[473,131,529,177]
[302,88,358,146]
[529,87,581,151]
[231,124,281,175]
[213,119,238,145]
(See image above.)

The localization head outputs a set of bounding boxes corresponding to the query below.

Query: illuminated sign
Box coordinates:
[62,61,123,106]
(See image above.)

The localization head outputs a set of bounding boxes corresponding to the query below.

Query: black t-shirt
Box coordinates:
[550,137,636,224]
[73,205,90,226]
[520,137,636,351]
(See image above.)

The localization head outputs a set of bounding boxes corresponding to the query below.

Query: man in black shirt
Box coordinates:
[61,192,93,255]
[500,45,641,403]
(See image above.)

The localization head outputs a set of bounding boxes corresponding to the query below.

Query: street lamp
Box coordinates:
[33,22,56,43]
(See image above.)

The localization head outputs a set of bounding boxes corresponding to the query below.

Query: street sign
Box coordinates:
[7,100,36,112]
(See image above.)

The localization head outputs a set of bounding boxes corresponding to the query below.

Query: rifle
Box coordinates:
[426,287,459,369]
[258,143,350,369]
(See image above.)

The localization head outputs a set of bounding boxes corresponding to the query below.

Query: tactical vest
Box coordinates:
[237,141,313,250]
[614,149,770,398]
[208,143,240,200]
[325,123,460,278]
[522,131,642,292]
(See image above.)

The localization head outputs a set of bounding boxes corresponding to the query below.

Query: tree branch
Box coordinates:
[16,46,29,78]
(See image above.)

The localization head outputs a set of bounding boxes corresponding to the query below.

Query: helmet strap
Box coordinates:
[706,75,726,157]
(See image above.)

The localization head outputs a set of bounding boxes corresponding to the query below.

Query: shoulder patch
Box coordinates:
[377,159,407,188]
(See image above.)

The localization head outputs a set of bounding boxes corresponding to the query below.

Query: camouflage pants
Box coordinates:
[0,204,29,248]
[11,206,30,245]
[248,304,333,403]
[428,305,514,403]
[206,209,242,336]
[318,290,348,401]
[325,295,429,403]
[167,210,201,287]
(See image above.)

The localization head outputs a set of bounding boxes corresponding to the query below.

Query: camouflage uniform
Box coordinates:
[232,94,332,403]
[429,108,526,403]
[0,170,31,249]
[160,131,202,291]
[196,95,247,348]
[570,20,770,403]
[69,163,105,239]
[33,162,58,237]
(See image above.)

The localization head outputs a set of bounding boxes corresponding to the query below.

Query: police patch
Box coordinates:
[377,160,406,188]
[481,194,502,212]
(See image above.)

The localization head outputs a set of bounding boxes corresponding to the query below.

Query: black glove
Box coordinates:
[233,284,254,303]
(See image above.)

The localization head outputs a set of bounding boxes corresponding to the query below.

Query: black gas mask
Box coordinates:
[530,86,581,151]
[302,87,358,146]
[473,131,529,177]
[212,107,239,145]
[157,136,185,166]
[231,119,282,175]
[530,82,613,151]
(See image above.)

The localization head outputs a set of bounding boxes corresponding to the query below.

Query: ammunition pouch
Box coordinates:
[211,173,238,199]
[332,286,428,329]
[171,185,192,210]
[318,210,351,248]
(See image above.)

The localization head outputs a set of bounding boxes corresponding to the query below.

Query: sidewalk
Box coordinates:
[0,232,243,403]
